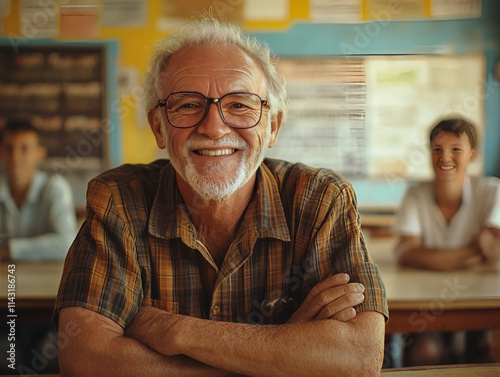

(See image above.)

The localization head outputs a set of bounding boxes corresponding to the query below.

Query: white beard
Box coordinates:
[165,120,271,202]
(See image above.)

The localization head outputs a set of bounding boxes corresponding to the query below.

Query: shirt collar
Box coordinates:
[0,170,46,205]
[148,161,291,243]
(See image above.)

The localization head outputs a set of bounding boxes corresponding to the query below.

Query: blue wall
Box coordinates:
[250,0,500,208]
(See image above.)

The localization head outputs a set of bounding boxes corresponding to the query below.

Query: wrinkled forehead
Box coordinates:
[158,44,267,96]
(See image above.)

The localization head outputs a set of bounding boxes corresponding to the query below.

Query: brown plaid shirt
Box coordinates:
[54,159,388,328]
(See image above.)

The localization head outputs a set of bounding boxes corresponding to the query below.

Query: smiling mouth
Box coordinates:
[194,148,236,157]
[439,166,455,171]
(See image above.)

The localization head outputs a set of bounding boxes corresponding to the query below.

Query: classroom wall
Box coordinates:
[250,1,500,179]
[249,1,500,207]
[3,0,500,208]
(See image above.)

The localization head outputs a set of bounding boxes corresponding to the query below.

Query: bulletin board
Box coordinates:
[267,54,485,180]
[0,40,119,207]
[0,45,108,172]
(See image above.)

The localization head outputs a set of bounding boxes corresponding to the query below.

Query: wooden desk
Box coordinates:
[380,363,500,376]
[366,236,500,361]
[0,262,63,308]
[0,262,64,323]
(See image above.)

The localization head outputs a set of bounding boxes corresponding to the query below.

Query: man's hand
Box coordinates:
[287,273,364,324]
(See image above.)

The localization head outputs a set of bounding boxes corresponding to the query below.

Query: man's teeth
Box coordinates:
[196,149,236,156]
[440,166,455,170]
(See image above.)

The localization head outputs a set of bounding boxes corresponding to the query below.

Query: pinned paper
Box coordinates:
[59,4,100,39]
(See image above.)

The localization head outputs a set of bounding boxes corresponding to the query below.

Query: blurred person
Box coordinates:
[55,16,388,377]
[0,118,77,374]
[0,118,77,261]
[395,118,499,271]
[393,118,500,365]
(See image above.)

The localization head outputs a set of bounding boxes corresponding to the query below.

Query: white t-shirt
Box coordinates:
[394,177,500,248]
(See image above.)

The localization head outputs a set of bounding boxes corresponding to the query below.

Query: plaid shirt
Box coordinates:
[54,159,388,328]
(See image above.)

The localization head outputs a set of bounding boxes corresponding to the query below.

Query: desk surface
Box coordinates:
[366,236,500,310]
[0,262,64,305]
[380,363,500,376]
[2,237,500,310]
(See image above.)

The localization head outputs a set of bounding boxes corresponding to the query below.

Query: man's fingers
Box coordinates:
[303,273,353,308]
[305,273,350,303]
[310,282,364,310]
[315,292,365,321]
[287,274,365,324]
[333,307,357,322]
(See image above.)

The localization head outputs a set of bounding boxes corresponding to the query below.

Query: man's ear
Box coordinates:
[148,109,166,149]
[268,112,283,148]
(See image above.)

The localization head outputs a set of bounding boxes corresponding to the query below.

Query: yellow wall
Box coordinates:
[99,1,167,163]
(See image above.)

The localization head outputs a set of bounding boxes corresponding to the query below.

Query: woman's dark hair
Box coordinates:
[429,118,477,149]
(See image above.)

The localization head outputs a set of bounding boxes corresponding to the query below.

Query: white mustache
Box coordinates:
[184,134,249,151]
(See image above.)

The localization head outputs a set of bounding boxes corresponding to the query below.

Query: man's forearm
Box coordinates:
[398,245,482,271]
[58,308,240,377]
[62,336,233,377]
[127,309,384,377]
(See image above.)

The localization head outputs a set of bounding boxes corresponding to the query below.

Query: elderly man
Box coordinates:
[55,17,387,377]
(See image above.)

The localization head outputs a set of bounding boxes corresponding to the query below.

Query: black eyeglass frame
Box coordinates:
[156,91,270,129]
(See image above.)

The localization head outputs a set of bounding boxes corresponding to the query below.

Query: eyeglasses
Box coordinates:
[157,91,269,129]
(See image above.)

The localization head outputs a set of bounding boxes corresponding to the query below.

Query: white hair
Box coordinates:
[142,16,287,121]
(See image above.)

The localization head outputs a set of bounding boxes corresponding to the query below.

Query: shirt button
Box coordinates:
[212,306,220,315]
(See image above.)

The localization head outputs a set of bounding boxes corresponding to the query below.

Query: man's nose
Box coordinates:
[196,102,232,139]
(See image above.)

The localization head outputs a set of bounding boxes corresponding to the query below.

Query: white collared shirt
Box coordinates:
[394,176,500,248]
[0,170,77,260]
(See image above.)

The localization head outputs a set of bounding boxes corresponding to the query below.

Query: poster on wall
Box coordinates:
[157,0,244,31]
[20,0,58,39]
[365,54,485,180]
[269,54,485,181]
[267,58,368,177]
[309,0,361,23]
[309,0,482,22]
[101,0,147,27]
[244,0,289,21]
[431,0,481,19]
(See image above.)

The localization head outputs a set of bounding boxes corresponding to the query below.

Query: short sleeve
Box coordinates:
[53,179,143,329]
[300,182,389,321]
[484,179,500,229]
[393,186,422,237]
